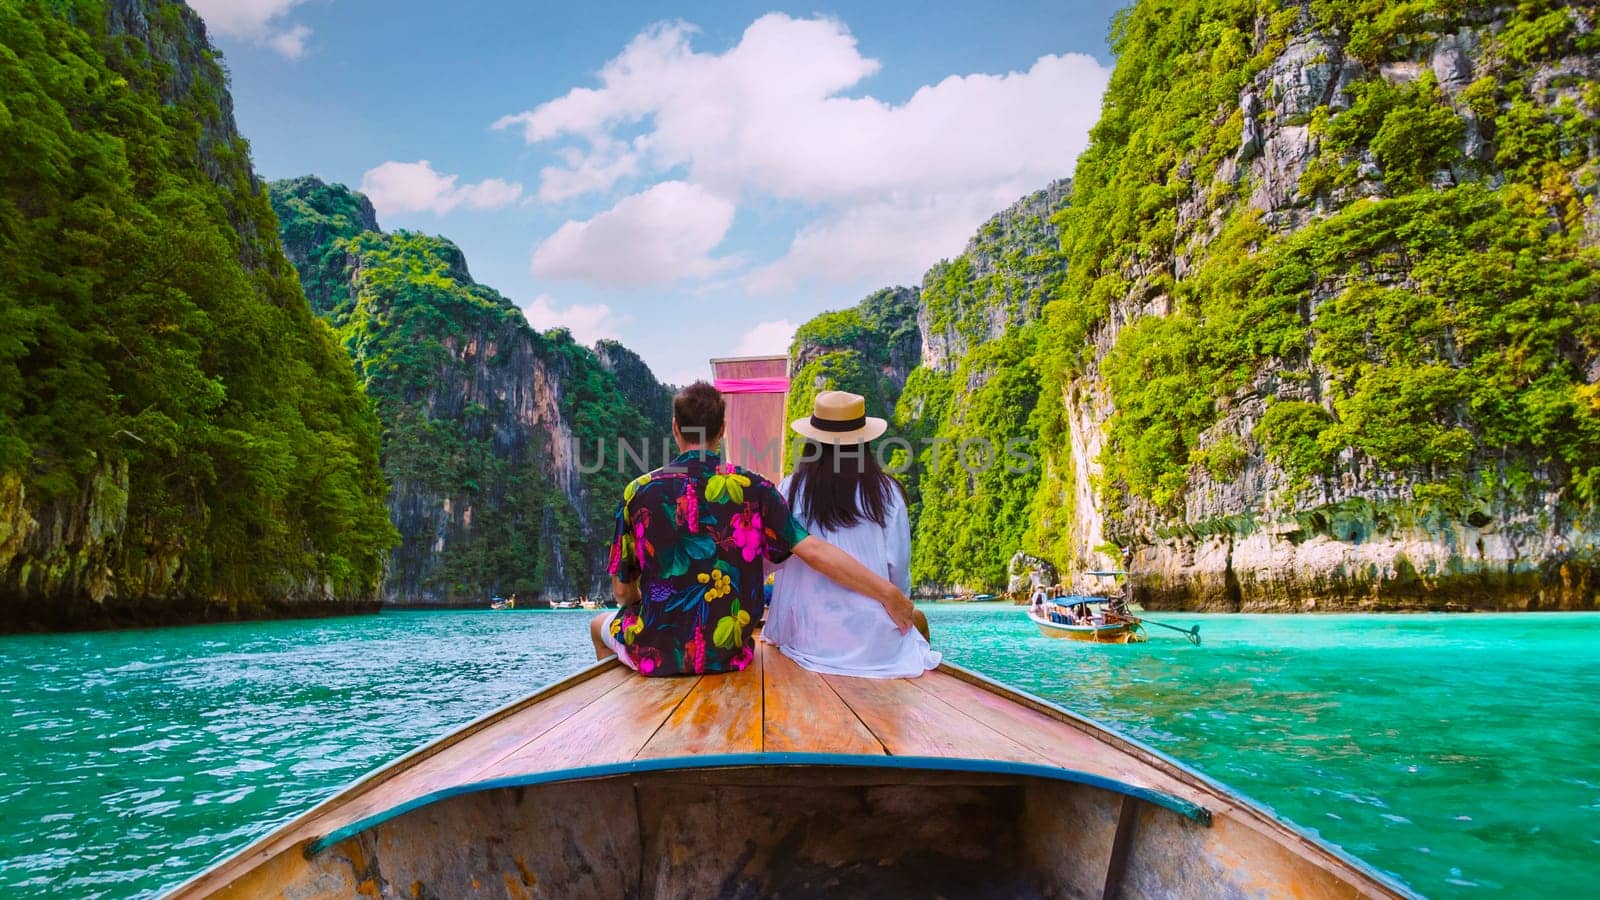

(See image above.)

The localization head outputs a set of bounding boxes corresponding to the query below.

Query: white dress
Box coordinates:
[763,478,941,678]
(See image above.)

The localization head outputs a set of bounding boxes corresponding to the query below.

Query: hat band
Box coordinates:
[809,414,867,433]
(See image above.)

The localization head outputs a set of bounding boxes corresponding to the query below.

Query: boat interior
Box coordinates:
[169,639,1406,899]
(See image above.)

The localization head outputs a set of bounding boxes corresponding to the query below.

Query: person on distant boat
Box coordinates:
[762,391,940,679]
[1030,585,1048,615]
[589,382,915,676]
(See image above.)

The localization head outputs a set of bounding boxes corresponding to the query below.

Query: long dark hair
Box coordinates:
[786,440,906,531]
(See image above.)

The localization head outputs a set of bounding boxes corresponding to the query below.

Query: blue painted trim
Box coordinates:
[937,662,1419,898]
[306,752,1210,855]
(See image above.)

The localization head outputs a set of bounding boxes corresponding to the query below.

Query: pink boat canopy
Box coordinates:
[709,356,789,482]
[713,376,791,394]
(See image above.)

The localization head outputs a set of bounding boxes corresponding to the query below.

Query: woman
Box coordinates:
[763,391,940,678]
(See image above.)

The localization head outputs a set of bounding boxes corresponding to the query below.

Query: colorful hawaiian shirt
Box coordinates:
[607,450,809,676]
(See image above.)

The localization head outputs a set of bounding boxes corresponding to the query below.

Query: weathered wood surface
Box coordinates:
[823,671,1049,765]
[761,644,883,754]
[170,638,1408,899]
[484,669,697,775]
[908,667,1160,788]
[636,641,764,758]
[172,641,1188,898]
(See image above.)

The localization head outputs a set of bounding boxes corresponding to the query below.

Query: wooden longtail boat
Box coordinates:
[1028,597,1151,644]
[166,640,1411,898]
[1028,607,1148,643]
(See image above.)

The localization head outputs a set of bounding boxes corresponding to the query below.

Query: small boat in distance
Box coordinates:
[488,596,515,611]
[1028,596,1201,645]
[550,599,582,610]
[1028,596,1148,643]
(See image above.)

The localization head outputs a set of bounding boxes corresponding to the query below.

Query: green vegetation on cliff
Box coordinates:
[907,327,1051,588]
[787,185,1071,591]
[784,286,920,467]
[909,183,1070,588]
[1038,0,1600,548]
[271,178,670,601]
[0,2,394,624]
[788,3,1597,597]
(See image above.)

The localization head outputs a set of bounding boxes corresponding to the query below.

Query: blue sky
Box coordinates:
[192,0,1125,386]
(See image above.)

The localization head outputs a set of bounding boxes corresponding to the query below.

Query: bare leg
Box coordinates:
[590,612,616,660]
[914,609,930,643]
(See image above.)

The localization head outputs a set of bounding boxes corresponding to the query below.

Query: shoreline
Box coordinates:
[0,598,382,636]
[6,598,1597,636]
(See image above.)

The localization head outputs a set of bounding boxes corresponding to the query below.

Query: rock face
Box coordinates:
[271,178,672,604]
[595,340,676,437]
[786,286,922,429]
[787,3,1599,611]
[919,180,1071,374]
[0,1,394,629]
[788,183,1074,591]
[1043,0,1600,610]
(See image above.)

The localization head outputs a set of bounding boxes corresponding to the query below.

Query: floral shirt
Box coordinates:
[607,450,809,676]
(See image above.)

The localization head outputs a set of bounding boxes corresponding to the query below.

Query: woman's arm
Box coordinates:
[791,536,915,633]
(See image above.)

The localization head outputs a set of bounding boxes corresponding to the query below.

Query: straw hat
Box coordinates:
[790,390,887,444]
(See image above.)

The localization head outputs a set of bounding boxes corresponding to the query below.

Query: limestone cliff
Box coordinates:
[788,183,1073,592]
[595,340,676,438]
[788,2,1599,610]
[0,1,394,628]
[919,179,1072,374]
[271,178,672,604]
[786,286,922,430]
[1040,0,1600,610]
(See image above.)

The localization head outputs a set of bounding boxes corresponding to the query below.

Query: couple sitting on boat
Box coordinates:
[589,383,939,679]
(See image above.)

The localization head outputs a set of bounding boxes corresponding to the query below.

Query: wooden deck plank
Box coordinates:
[907,669,1169,790]
[480,671,699,779]
[637,646,765,758]
[307,664,637,831]
[761,643,885,755]
[822,671,1053,766]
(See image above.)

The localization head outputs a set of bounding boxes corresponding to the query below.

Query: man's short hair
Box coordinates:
[674,381,725,444]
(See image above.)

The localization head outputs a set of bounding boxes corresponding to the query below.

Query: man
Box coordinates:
[1030,584,1048,614]
[589,381,916,676]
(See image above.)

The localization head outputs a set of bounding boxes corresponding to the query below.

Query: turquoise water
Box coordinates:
[1,607,1596,898]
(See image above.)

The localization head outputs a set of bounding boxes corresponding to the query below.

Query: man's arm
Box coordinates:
[791,536,916,633]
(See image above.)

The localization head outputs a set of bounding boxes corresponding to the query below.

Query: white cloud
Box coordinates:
[496,14,1108,288]
[733,319,797,357]
[530,181,737,287]
[359,160,523,216]
[519,295,625,346]
[537,140,643,203]
[189,0,315,59]
[266,24,311,60]
[744,189,1016,294]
